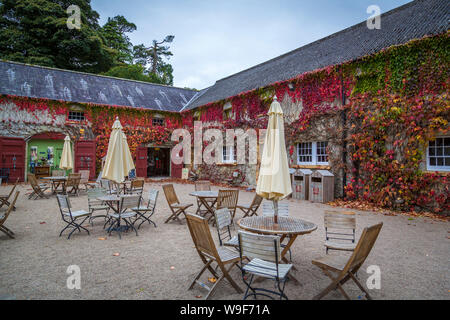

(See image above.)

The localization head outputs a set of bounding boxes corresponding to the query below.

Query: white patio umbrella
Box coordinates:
[102,117,135,189]
[59,135,73,172]
[256,96,292,224]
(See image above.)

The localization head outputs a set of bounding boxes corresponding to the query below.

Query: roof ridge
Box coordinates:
[0,59,198,92]
[216,0,418,83]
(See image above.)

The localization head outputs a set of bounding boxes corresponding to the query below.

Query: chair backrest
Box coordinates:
[56,194,72,218]
[216,189,239,211]
[250,194,263,208]
[87,188,107,207]
[162,184,179,206]
[52,169,65,177]
[5,178,19,199]
[238,230,281,263]
[0,191,19,226]
[195,180,211,191]
[324,210,356,242]
[119,195,141,212]
[67,173,81,187]
[96,171,103,184]
[185,213,219,260]
[100,179,111,191]
[79,170,90,183]
[342,223,383,274]
[146,189,159,209]
[214,208,233,246]
[131,179,144,188]
[262,201,289,217]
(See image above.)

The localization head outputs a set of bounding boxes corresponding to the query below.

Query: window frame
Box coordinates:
[297,141,329,165]
[222,145,236,164]
[152,118,165,127]
[68,111,85,122]
[426,136,450,172]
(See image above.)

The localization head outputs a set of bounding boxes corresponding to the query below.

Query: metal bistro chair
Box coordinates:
[106,195,141,239]
[238,230,293,300]
[262,201,292,261]
[324,210,357,254]
[312,223,383,300]
[0,191,20,239]
[236,194,263,218]
[79,170,96,191]
[87,188,110,225]
[213,208,239,249]
[132,189,159,229]
[56,194,91,239]
[185,213,243,300]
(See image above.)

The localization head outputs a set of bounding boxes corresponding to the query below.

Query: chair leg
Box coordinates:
[0,225,15,239]
[349,272,372,300]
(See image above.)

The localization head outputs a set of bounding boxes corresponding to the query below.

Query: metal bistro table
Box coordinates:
[97,194,136,235]
[42,176,67,194]
[237,216,317,284]
[189,190,218,222]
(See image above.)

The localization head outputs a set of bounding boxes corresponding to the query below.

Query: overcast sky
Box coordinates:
[92,0,411,89]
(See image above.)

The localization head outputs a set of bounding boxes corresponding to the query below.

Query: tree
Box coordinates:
[102,64,162,84]
[0,0,114,73]
[101,15,136,64]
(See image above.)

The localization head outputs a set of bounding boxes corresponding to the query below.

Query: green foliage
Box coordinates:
[102,64,164,84]
[101,15,136,64]
[0,0,114,73]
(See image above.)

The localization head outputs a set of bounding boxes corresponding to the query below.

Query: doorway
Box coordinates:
[147,147,170,177]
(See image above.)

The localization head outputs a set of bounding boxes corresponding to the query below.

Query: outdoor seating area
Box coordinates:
[0,181,448,300]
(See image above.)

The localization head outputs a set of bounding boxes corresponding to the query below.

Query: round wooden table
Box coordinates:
[237,216,317,284]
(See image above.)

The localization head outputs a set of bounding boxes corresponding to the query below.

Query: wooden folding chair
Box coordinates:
[162,184,193,224]
[65,173,81,196]
[185,213,243,299]
[0,178,19,210]
[216,189,239,221]
[79,170,96,191]
[312,222,383,300]
[194,180,216,216]
[324,210,356,254]
[127,179,144,195]
[236,194,263,218]
[27,174,51,199]
[0,191,19,239]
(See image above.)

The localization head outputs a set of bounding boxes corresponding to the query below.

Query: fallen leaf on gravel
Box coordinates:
[98,237,107,240]
[208,277,217,283]
[195,295,202,299]
[39,222,46,224]
[113,253,120,256]
[170,266,175,270]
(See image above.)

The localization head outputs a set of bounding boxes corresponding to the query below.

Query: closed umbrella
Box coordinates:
[59,135,73,172]
[102,117,135,189]
[256,96,292,224]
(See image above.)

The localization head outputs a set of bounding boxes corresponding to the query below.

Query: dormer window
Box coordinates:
[223,103,233,120]
[152,118,165,126]
[68,111,85,121]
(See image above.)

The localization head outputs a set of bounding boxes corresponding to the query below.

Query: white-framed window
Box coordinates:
[68,111,85,121]
[297,141,329,165]
[222,145,236,163]
[223,102,233,120]
[427,137,450,171]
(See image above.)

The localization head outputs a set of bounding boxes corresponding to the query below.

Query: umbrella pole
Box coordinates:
[273,199,279,225]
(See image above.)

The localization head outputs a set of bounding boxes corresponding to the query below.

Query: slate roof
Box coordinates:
[0,60,198,112]
[184,0,450,110]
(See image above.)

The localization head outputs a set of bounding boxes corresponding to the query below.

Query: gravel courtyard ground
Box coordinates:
[0,181,448,300]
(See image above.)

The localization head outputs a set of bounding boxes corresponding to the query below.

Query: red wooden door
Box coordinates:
[74,140,96,180]
[0,137,26,182]
[171,147,183,179]
[136,146,148,178]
